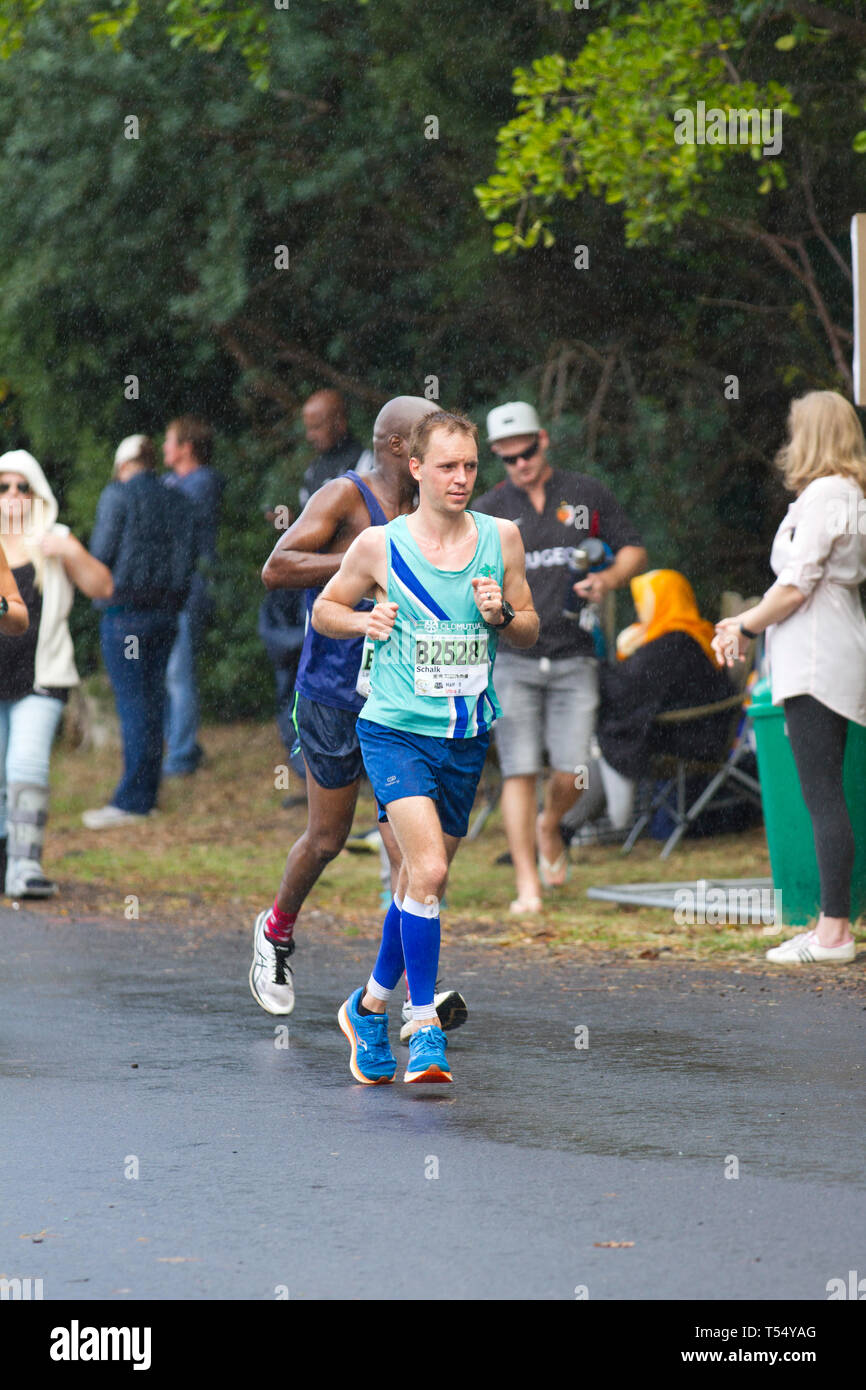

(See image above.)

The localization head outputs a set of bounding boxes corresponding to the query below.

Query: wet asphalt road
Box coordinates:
[1,905,864,1301]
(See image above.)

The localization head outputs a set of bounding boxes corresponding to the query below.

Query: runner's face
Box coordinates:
[413,429,478,514]
[490,430,550,491]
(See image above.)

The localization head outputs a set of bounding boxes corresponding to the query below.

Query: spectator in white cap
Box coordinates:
[474,402,647,912]
[0,448,113,897]
[114,433,151,477]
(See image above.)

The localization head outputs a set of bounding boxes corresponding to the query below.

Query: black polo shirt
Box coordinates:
[298,435,364,509]
[473,468,643,660]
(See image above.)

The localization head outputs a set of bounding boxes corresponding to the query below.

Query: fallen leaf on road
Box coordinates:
[593,1241,635,1248]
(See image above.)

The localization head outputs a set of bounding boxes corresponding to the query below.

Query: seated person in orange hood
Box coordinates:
[598,570,734,783]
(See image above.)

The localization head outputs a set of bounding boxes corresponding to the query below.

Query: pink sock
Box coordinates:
[265,901,297,945]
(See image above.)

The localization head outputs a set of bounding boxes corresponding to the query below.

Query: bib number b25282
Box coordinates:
[413,626,488,697]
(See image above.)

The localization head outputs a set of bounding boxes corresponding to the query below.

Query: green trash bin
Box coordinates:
[747,677,866,925]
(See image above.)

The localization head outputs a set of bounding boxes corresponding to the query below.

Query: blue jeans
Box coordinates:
[101,610,177,814]
[163,597,209,774]
[0,694,65,836]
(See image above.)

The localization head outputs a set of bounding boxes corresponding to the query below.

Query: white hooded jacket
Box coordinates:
[0,449,79,689]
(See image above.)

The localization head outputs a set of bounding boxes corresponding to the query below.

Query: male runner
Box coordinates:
[251,395,466,1024]
[312,410,538,1083]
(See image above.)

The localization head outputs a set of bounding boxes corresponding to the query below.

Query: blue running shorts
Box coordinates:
[357,719,490,839]
[293,694,363,789]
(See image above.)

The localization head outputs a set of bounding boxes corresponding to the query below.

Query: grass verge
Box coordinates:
[15,719,862,969]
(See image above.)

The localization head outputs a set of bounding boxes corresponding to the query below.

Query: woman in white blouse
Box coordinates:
[714,390,866,964]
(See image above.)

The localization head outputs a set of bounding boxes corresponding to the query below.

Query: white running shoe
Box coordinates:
[4,858,58,898]
[765,930,856,965]
[400,988,468,1043]
[249,909,296,1014]
[82,805,149,829]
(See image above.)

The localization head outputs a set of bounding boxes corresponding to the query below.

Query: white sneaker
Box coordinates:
[82,805,149,829]
[249,909,295,1015]
[5,858,58,898]
[400,988,468,1043]
[765,930,856,964]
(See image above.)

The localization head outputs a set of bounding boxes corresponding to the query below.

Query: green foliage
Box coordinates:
[0,0,861,719]
[476,0,798,250]
[0,0,270,82]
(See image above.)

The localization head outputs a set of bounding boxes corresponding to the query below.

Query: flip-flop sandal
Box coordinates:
[538,852,569,888]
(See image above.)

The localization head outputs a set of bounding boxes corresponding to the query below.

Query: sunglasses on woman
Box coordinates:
[0,480,31,494]
[496,435,541,466]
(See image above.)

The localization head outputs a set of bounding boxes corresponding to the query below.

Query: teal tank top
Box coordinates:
[360,511,504,739]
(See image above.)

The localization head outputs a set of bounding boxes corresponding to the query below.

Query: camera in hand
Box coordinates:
[562,538,613,619]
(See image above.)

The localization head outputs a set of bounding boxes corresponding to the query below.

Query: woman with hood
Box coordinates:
[573,570,735,835]
[0,449,113,896]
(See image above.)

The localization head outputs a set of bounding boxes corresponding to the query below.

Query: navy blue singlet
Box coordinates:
[293,471,387,712]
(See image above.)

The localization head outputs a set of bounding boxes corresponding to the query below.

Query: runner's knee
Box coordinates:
[409,856,448,901]
[304,826,348,864]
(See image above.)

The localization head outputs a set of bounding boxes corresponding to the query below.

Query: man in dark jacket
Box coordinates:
[83,435,196,828]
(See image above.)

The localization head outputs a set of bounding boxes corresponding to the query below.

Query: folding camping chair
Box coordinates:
[621,597,763,859]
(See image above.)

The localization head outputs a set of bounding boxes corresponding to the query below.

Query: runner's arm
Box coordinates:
[261,477,362,591]
[311,529,393,640]
[475,519,538,649]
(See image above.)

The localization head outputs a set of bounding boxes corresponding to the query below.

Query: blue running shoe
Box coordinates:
[337,987,397,1085]
[404,1024,452,1084]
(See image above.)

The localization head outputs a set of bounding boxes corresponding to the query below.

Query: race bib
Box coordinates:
[355,634,375,698]
[413,621,489,697]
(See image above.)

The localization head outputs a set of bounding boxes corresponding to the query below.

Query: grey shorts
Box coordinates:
[492,652,598,778]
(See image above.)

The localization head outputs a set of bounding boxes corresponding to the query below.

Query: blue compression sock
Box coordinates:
[400,896,440,1017]
[368,896,405,997]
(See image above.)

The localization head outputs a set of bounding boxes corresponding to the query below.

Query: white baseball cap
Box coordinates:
[486,401,541,444]
[114,434,149,468]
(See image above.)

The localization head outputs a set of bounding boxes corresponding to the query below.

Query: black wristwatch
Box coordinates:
[739,621,759,640]
[489,599,515,630]
[0,596,8,618]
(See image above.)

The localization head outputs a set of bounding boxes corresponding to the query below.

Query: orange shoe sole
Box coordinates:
[404,1064,452,1084]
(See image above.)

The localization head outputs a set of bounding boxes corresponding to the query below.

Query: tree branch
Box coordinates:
[800,152,852,283]
[720,218,853,390]
[232,318,389,408]
[781,2,866,40]
[585,348,620,460]
[697,295,800,314]
[215,326,299,412]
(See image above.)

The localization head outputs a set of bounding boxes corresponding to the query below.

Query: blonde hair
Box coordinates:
[775,391,866,495]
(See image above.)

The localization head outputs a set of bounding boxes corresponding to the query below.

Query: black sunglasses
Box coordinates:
[496,435,541,466]
[0,480,30,494]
